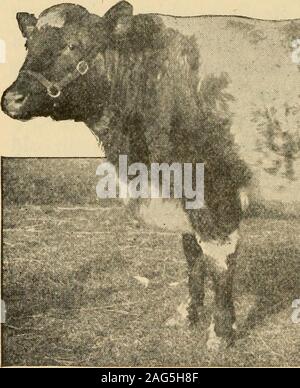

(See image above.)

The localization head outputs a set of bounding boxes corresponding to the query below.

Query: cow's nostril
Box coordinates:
[4,92,26,104]
[14,94,26,103]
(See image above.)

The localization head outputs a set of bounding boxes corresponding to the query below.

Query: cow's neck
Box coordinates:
[86,108,115,148]
[85,106,132,166]
[85,48,151,162]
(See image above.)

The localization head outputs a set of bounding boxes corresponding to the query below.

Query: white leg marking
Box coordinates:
[196,230,239,272]
[206,320,237,351]
[206,320,222,351]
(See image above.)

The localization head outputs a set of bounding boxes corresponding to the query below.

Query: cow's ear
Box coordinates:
[104,1,133,22]
[17,12,37,38]
[104,1,133,35]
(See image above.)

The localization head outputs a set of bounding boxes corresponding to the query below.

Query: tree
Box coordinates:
[252,103,300,180]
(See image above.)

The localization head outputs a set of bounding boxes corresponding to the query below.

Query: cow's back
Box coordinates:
[160,15,300,204]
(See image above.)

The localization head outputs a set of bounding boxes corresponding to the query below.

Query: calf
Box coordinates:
[1,1,252,350]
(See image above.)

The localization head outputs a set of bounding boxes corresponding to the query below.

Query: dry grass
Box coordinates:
[2,206,300,367]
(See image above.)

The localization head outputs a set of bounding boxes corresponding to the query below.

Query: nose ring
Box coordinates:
[76,61,89,75]
[47,84,61,98]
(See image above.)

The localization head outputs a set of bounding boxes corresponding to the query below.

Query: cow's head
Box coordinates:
[1,1,134,122]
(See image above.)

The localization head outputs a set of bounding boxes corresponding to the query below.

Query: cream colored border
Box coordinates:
[1,1,300,369]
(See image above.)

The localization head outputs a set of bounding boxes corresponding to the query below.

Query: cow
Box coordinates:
[1,1,253,350]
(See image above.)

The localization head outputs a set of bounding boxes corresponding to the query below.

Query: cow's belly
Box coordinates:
[135,198,240,272]
[137,199,193,232]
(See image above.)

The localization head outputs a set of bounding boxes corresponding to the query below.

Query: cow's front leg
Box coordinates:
[182,233,206,325]
[198,230,239,350]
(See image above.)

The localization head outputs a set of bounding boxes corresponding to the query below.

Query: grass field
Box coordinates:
[2,205,299,367]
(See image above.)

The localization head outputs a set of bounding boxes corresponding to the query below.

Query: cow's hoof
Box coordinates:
[206,334,223,352]
[206,322,223,352]
[206,322,236,352]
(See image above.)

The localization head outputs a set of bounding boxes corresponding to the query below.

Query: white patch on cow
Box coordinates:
[206,319,236,351]
[196,230,239,271]
[139,199,193,232]
[206,320,222,351]
[37,11,66,30]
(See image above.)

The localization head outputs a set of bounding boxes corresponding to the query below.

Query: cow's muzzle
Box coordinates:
[1,90,28,119]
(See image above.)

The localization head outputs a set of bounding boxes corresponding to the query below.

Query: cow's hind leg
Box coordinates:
[211,251,237,346]
[182,233,206,325]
